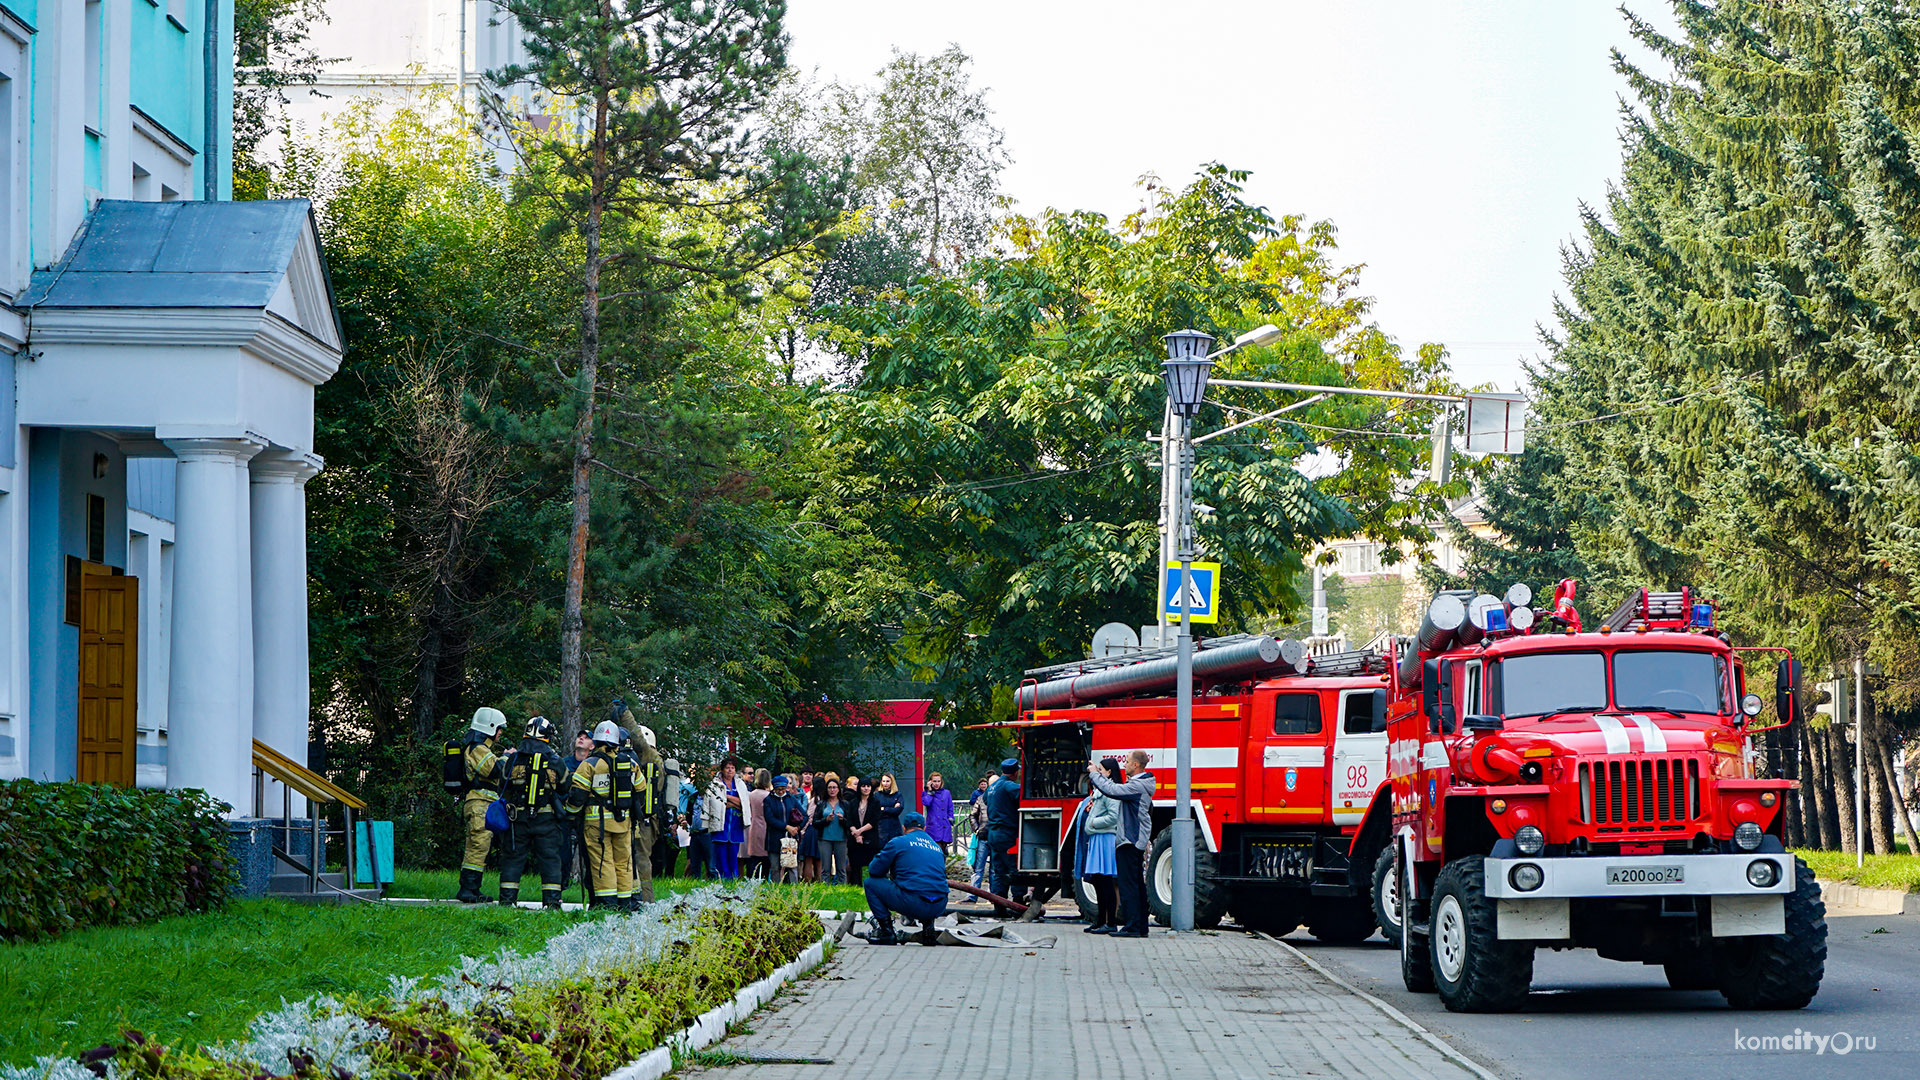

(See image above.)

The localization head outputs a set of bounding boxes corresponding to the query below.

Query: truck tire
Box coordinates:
[1147,828,1227,929]
[1230,891,1305,936]
[1400,852,1435,993]
[1430,856,1533,1012]
[1373,846,1404,949]
[1713,857,1827,1010]
[1307,896,1378,943]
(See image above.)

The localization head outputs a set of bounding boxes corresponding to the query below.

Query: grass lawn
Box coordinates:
[387,868,869,912]
[1795,841,1920,892]
[0,900,571,1067]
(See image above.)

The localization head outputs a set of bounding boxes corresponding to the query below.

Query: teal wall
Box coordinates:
[129,0,197,144]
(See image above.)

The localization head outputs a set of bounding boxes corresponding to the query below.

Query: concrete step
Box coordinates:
[269,870,345,894]
[275,887,385,906]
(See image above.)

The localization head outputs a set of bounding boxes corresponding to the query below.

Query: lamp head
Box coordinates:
[1161,328,1216,417]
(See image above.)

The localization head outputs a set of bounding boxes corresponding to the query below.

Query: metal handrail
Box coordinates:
[249,740,373,898]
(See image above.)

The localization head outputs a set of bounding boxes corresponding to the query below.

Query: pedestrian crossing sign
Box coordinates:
[1162,562,1221,624]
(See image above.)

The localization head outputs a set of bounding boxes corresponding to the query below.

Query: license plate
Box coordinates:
[1607,864,1684,885]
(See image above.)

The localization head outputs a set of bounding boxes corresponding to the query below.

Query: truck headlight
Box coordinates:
[1747,859,1780,888]
[1509,863,1544,892]
[1514,825,1545,856]
[1733,821,1764,852]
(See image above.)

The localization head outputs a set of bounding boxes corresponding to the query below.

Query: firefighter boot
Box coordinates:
[857,918,899,946]
[456,868,485,904]
[498,884,520,908]
[542,892,563,911]
[914,922,941,947]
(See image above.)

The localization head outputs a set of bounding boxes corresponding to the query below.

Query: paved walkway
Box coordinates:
[688,919,1487,1080]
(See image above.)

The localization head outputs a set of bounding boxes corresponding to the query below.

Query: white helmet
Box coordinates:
[591,720,622,746]
[637,724,657,749]
[469,707,507,736]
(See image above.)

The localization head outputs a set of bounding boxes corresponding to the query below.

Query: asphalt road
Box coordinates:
[1284,905,1920,1080]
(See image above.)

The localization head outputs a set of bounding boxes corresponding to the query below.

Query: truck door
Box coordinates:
[1329,688,1387,826]
[1260,691,1327,821]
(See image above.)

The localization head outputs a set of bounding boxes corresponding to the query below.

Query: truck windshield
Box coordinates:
[1614,650,1725,714]
[1501,652,1607,717]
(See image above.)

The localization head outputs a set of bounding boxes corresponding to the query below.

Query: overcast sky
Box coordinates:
[784,1,1675,393]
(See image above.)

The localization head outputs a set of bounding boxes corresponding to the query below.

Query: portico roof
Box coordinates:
[19,199,343,352]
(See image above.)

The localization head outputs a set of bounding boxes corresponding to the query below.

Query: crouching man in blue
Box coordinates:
[857,811,950,946]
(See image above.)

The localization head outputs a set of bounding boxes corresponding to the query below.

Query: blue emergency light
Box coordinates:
[1690,602,1713,628]
[1484,607,1509,632]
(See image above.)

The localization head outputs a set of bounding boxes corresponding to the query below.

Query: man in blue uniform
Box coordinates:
[984,758,1023,903]
[858,812,950,946]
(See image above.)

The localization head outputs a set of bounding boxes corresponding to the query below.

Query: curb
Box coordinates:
[1815,878,1920,916]
[1257,933,1503,1080]
[604,932,831,1080]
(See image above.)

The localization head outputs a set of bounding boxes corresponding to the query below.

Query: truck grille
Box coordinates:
[1580,757,1700,825]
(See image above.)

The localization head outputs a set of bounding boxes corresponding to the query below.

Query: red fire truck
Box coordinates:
[1371,582,1825,1012]
[996,635,1397,940]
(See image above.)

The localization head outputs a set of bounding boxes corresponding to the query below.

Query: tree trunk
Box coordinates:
[1862,689,1895,856]
[1826,721,1858,855]
[561,75,614,739]
[1803,717,1836,848]
[1882,735,1920,856]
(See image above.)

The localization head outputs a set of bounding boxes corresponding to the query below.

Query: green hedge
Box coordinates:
[0,780,237,943]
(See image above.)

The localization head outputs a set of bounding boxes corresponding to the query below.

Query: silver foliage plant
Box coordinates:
[8,884,760,1080]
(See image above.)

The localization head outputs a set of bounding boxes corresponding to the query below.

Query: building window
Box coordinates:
[1338,543,1382,577]
[84,1,103,131]
[87,494,107,563]
[132,162,152,201]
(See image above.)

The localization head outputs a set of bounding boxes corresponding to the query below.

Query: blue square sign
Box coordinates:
[1162,562,1220,624]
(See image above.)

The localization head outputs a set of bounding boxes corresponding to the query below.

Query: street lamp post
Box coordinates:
[1161,328,1211,933]
[1158,324,1281,932]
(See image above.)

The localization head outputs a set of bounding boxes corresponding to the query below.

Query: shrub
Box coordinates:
[0,780,237,943]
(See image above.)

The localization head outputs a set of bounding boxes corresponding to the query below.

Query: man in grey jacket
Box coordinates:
[1088,750,1155,937]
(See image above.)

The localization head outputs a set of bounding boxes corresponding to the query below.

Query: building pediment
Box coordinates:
[19,199,344,363]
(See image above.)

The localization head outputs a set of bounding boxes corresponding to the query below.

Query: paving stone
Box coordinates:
[687,923,1484,1079]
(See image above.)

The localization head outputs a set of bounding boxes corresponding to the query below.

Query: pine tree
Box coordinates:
[487,0,845,733]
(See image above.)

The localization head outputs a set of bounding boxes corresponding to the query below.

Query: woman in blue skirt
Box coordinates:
[710,759,751,879]
[1076,757,1123,933]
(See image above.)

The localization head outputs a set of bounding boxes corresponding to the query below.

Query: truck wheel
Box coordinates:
[1373,846,1404,949]
[1713,857,1827,1010]
[1230,891,1305,936]
[1147,828,1227,929]
[1307,897,1378,943]
[1399,852,1435,993]
[1430,856,1533,1012]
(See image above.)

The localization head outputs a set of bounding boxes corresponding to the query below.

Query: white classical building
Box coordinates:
[1,2,341,828]
[285,0,530,139]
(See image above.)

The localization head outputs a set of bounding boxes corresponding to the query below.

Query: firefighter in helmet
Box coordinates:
[610,699,668,904]
[456,706,509,904]
[568,719,636,910]
[498,715,568,909]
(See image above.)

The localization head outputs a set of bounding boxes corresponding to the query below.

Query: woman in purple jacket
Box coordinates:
[919,772,956,854]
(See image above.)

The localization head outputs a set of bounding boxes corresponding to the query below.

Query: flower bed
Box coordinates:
[2,884,821,1080]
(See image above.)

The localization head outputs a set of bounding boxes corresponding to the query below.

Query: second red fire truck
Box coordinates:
[996,635,1397,940]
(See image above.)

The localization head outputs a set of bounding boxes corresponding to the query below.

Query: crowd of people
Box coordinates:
[448,704,1163,943]
[661,765,968,886]
[450,702,983,909]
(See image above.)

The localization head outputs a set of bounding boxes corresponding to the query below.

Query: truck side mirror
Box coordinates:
[1370,689,1389,733]
[1775,658,1801,725]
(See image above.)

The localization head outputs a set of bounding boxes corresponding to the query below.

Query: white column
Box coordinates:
[162,436,263,816]
[250,451,322,818]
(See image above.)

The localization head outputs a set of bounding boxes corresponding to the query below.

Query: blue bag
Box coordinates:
[485,798,511,833]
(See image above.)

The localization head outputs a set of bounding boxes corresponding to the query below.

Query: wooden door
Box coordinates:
[77,570,138,787]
